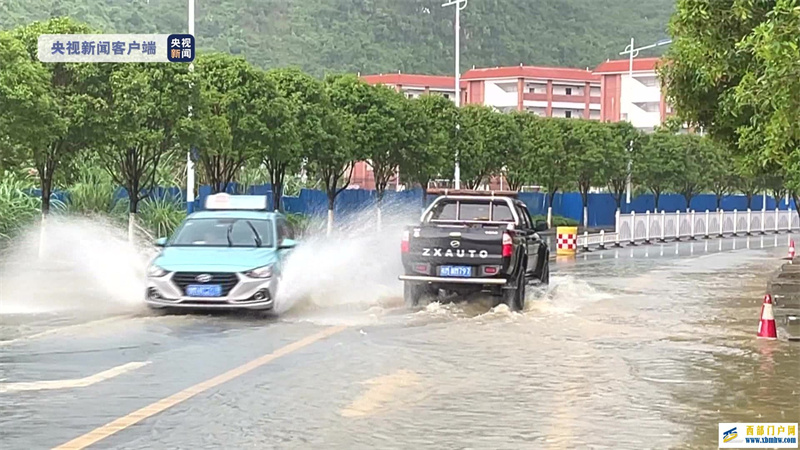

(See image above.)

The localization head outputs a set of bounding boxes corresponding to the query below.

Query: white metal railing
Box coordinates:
[575,208,797,251]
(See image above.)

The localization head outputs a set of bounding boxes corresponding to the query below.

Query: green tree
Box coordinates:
[662,0,800,218]
[732,155,766,211]
[706,140,737,211]
[600,122,639,212]
[0,32,47,173]
[455,105,519,189]
[660,0,771,147]
[264,68,324,211]
[633,131,683,212]
[185,53,286,194]
[564,119,609,227]
[0,18,104,216]
[520,116,571,227]
[505,112,536,192]
[763,170,787,209]
[734,0,800,213]
[402,94,457,206]
[96,63,196,239]
[316,74,359,233]
[671,134,714,211]
[329,78,419,215]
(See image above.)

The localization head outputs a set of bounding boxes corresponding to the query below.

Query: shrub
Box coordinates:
[65,165,118,215]
[0,171,40,240]
[531,214,579,228]
[137,193,186,238]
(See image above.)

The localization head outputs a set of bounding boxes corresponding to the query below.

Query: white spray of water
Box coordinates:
[0,216,152,315]
[276,204,417,318]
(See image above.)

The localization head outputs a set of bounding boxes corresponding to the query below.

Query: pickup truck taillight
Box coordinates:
[502,231,513,257]
[401,230,410,253]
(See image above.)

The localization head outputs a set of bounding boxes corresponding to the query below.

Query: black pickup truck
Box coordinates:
[399,190,550,311]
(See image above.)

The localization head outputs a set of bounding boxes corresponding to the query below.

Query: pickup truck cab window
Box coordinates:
[427,199,515,222]
[515,203,533,229]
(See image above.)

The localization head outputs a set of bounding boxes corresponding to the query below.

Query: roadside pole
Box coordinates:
[186,0,196,214]
[443,0,466,189]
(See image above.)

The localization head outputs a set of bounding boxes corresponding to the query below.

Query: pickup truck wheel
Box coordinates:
[539,260,550,285]
[404,282,423,308]
[502,269,524,311]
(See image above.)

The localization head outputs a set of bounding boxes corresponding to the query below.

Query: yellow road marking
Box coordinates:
[54,325,346,450]
[340,369,420,418]
[0,361,150,394]
[0,316,131,347]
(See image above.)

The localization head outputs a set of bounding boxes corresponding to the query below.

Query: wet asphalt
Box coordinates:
[1,233,798,449]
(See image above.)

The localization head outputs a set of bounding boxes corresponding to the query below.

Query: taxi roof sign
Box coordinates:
[204,193,268,211]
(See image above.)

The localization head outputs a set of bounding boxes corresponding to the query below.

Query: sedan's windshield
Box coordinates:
[169,218,274,247]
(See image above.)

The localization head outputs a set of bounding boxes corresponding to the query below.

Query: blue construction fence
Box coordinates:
[34,184,797,228]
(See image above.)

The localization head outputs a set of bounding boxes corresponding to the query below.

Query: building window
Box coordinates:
[565,87,572,96]
[565,111,572,118]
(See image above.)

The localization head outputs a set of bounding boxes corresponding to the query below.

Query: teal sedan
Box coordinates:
[145,194,296,312]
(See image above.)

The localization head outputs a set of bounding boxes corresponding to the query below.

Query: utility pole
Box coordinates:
[619,37,672,207]
[187,0,196,212]
[442,0,467,189]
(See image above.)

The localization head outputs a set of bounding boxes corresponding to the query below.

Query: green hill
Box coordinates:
[0,0,674,76]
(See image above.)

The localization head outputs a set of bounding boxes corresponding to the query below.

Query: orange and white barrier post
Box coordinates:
[556,226,577,256]
[757,294,778,340]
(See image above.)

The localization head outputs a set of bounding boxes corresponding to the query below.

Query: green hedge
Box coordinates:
[531,214,579,228]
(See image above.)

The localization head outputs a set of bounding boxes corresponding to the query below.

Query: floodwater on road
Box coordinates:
[0,233,798,449]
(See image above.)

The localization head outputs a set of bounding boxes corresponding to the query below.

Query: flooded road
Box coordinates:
[1,234,798,449]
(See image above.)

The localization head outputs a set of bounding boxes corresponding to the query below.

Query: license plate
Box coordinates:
[439,265,472,277]
[186,284,222,297]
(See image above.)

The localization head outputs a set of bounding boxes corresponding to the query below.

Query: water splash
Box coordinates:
[275,203,418,316]
[0,216,152,315]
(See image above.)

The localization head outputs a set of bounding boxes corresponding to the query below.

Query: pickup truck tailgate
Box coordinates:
[405,226,505,266]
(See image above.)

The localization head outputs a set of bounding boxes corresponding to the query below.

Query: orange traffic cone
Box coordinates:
[785,239,795,260]
[757,294,777,340]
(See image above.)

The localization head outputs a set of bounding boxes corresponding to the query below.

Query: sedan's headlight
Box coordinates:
[147,264,168,278]
[245,264,273,279]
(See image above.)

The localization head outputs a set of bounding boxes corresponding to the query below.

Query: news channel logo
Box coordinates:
[38,34,194,63]
[719,423,798,448]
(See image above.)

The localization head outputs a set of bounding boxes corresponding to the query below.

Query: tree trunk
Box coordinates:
[653,190,661,213]
[38,172,52,260]
[269,163,286,212]
[376,188,385,232]
[40,175,52,216]
[326,193,335,236]
[716,193,723,211]
[579,181,589,228]
[746,192,753,210]
[583,205,588,228]
[271,182,282,211]
[792,193,799,226]
[128,213,136,243]
[127,194,140,242]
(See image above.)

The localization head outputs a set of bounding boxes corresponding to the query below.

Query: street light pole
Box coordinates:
[619,37,672,208]
[187,0,196,213]
[443,0,467,190]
